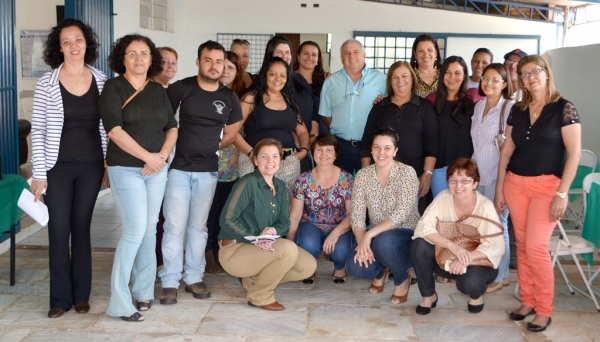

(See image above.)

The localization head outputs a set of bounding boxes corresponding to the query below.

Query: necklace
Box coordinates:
[64,68,83,86]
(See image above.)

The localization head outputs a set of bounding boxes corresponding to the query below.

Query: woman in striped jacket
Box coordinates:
[30,19,107,319]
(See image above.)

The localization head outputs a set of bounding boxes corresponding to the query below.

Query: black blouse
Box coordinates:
[361,94,438,176]
[244,103,297,149]
[507,97,580,178]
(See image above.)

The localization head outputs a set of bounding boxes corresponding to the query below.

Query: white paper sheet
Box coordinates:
[244,235,280,241]
[17,189,49,226]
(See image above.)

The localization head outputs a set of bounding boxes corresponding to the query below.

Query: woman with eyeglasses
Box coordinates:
[470,64,514,294]
[293,41,331,135]
[425,56,477,199]
[495,55,581,332]
[230,39,253,89]
[234,57,309,198]
[99,34,178,322]
[410,157,504,315]
[361,61,438,215]
[347,127,420,305]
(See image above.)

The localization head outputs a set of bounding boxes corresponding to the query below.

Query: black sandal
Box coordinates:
[333,269,347,284]
[302,273,316,284]
[120,312,145,322]
[136,301,151,311]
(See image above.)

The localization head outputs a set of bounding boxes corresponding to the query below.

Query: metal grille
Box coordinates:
[217,33,273,74]
[355,34,446,74]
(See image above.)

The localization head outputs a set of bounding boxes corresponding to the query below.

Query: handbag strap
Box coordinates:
[122,79,149,110]
[456,214,504,239]
[498,99,508,135]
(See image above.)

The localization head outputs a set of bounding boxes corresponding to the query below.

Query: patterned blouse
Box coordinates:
[352,161,420,231]
[293,169,353,233]
[414,70,439,98]
[218,144,239,182]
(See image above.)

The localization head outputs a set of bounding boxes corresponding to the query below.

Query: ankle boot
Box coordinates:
[205,251,224,274]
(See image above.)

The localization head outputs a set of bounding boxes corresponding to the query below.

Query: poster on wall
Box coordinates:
[20,30,52,78]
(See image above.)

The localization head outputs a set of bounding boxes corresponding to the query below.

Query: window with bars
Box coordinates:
[217,33,273,75]
[354,33,446,74]
[140,0,171,32]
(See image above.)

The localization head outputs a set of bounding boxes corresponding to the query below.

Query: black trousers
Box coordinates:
[205,180,236,253]
[409,237,498,299]
[45,160,103,310]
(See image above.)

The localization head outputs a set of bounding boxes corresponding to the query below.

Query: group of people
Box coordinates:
[29,18,581,334]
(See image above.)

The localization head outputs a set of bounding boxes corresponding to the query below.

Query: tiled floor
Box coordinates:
[2,190,600,341]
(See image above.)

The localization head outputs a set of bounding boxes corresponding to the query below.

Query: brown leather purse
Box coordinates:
[434,214,504,270]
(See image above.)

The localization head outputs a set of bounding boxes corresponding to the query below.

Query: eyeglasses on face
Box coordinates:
[232,39,250,46]
[480,76,505,84]
[520,67,546,79]
[448,178,474,186]
[125,51,151,58]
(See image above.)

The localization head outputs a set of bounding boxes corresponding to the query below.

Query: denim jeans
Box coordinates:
[431,166,449,198]
[106,166,167,317]
[159,169,218,288]
[346,228,414,286]
[294,222,355,270]
[409,238,498,299]
[478,181,510,283]
[334,140,361,175]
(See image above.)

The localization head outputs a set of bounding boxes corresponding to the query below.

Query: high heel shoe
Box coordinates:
[332,269,347,284]
[416,292,438,315]
[368,269,390,293]
[390,278,411,304]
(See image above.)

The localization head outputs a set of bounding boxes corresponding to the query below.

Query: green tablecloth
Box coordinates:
[582,181,600,265]
[0,174,29,235]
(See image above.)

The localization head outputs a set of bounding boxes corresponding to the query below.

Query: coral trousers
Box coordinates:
[503,171,565,317]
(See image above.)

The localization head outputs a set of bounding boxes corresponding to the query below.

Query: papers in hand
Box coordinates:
[244,235,280,241]
[17,189,49,226]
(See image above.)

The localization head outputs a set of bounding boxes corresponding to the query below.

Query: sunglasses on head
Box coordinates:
[232,39,250,46]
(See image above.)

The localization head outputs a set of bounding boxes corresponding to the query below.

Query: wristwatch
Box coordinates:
[555,191,567,199]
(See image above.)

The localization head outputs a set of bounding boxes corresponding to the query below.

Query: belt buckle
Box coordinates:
[350,140,360,147]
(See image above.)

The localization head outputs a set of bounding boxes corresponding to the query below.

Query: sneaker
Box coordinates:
[486,282,503,293]
[185,282,211,299]
[160,287,177,305]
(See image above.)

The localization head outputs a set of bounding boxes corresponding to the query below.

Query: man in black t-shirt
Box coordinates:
[159,41,243,304]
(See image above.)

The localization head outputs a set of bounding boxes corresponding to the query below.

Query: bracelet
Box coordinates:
[247,148,254,157]
[300,147,309,153]
[309,134,317,138]
[424,170,433,175]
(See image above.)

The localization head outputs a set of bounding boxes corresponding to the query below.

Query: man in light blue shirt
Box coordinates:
[319,39,386,174]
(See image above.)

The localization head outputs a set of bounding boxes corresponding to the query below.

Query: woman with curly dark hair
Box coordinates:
[293,41,330,134]
[30,18,106,319]
[234,57,310,199]
[99,34,178,322]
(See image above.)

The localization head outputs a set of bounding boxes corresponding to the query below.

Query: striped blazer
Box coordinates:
[31,64,108,180]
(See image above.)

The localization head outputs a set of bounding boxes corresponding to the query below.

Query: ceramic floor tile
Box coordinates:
[414,323,523,341]
[308,304,414,340]
[0,327,31,342]
[0,311,100,329]
[22,331,135,342]
[91,239,120,249]
[90,222,121,231]
[91,216,122,224]
[133,334,245,341]
[0,294,20,311]
[17,237,49,246]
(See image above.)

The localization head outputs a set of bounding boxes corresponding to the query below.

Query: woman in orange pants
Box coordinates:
[494,55,581,333]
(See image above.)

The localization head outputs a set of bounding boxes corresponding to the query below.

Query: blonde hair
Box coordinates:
[517,55,561,111]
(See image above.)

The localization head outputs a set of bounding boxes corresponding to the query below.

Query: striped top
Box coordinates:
[470,97,515,186]
[31,64,107,180]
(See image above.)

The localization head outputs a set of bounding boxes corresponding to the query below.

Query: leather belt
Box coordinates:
[336,137,361,147]
[219,239,238,247]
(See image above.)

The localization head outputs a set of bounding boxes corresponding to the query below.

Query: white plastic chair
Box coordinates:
[582,173,600,294]
[514,221,600,311]
[565,150,597,229]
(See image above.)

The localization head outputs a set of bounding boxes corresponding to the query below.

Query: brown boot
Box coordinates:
[205,251,223,274]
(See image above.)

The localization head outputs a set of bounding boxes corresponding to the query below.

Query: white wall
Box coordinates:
[565,21,600,47]
[447,37,539,72]
[112,0,558,79]
[545,44,600,158]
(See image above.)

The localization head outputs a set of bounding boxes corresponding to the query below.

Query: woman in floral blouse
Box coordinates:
[288,134,354,284]
[347,127,420,304]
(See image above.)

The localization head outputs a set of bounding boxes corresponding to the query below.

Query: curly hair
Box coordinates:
[108,34,163,76]
[43,18,99,69]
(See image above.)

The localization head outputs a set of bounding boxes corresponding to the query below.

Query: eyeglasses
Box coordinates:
[480,76,505,84]
[125,51,151,58]
[504,60,518,65]
[520,67,546,79]
[448,178,474,186]
[232,39,250,46]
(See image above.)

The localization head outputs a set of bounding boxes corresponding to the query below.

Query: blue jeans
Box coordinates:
[346,229,414,285]
[294,222,355,270]
[478,181,510,283]
[159,169,218,288]
[431,166,449,198]
[106,166,167,317]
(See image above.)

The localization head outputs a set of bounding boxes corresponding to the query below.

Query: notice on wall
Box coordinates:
[20,30,52,78]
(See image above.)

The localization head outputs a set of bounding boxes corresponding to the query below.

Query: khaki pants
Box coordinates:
[219,239,316,306]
